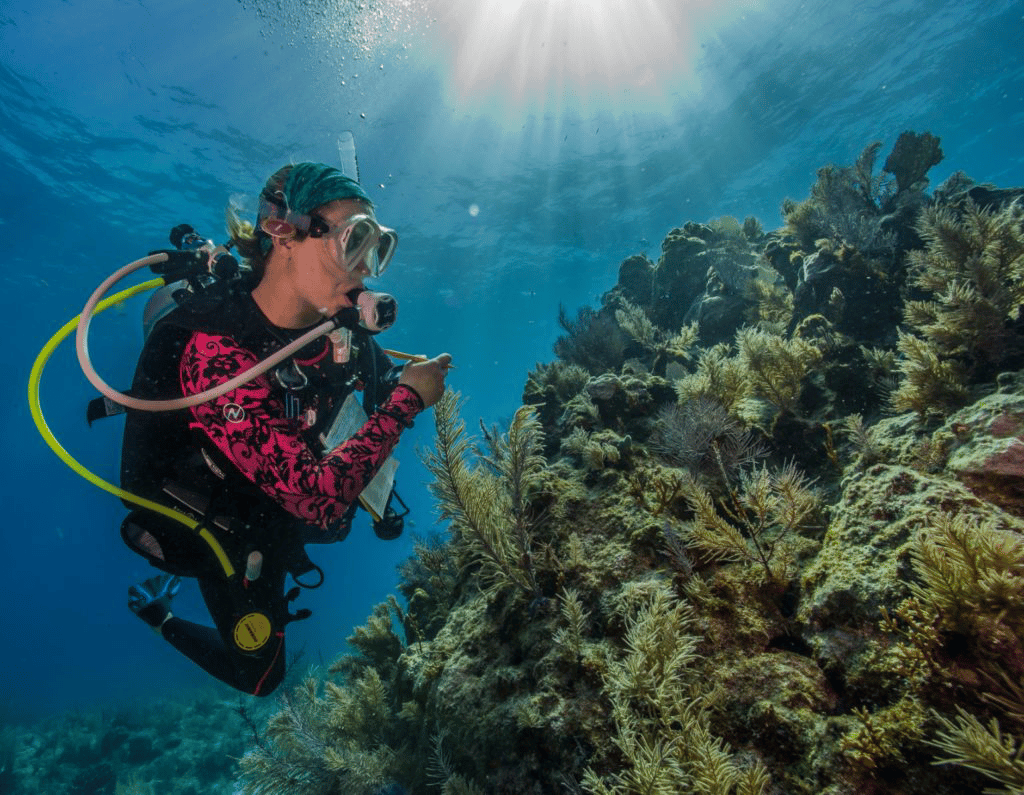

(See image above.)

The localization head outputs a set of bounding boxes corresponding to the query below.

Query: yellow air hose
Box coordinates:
[28,278,236,578]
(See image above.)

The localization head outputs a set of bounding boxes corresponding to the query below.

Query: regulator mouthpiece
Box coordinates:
[349,288,397,333]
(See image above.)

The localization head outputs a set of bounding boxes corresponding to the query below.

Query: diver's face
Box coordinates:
[291,199,372,317]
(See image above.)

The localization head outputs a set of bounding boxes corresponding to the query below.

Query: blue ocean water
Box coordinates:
[1,0,1021,723]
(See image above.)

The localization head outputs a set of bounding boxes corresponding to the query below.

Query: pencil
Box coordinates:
[383,349,456,368]
[382,348,426,362]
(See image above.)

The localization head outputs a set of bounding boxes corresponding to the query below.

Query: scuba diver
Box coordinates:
[115,162,451,695]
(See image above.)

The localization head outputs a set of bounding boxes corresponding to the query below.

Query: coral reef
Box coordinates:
[4,694,251,795]
[227,131,1024,795]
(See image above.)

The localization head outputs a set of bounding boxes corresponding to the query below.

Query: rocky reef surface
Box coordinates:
[6,132,1024,795]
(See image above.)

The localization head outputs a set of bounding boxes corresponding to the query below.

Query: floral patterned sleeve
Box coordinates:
[180,331,423,529]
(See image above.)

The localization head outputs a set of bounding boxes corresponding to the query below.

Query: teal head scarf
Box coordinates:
[282,162,373,215]
[257,162,374,253]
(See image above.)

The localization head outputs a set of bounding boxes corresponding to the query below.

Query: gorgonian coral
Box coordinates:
[904,199,1024,371]
[554,304,629,374]
[650,396,763,489]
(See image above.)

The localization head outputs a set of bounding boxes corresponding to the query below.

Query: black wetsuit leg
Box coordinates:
[159,564,290,696]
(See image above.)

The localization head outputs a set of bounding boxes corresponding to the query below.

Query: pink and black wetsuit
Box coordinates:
[181,330,422,531]
[120,283,421,695]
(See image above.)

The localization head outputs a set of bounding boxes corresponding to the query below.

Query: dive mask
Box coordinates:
[308,213,397,278]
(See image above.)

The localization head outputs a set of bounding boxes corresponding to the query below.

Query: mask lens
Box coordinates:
[345,220,373,258]
[334,217,376,272]
[374,231,397,276]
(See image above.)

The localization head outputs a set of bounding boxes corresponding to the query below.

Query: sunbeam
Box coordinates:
[432,0,748,114]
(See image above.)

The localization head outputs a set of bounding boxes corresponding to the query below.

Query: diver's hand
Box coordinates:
[399,353,453,409]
